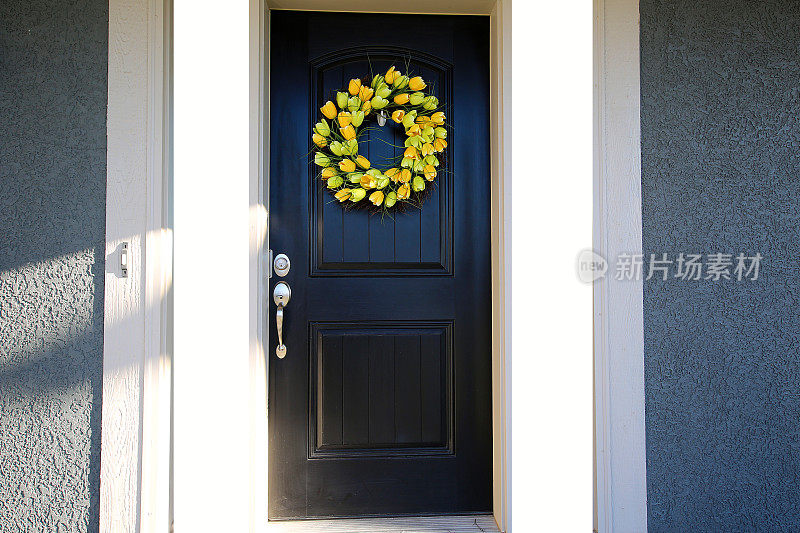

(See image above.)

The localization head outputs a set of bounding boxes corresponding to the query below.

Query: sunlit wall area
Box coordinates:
[0,0,108,530]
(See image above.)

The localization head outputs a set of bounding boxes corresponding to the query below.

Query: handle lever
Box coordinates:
[273,281,291,358]
[275,305,286,358]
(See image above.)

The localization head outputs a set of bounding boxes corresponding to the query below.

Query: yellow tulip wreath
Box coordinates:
[312,65,448,211]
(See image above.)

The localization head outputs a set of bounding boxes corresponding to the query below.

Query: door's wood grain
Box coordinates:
[420,333,444,444]
[368,336,396,445]
[342,335,370,445]
[320,334,343,446]
[394,335,422,444]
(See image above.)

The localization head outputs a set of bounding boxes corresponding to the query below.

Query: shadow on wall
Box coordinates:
[0,0,108,530]
[0,246,105,532]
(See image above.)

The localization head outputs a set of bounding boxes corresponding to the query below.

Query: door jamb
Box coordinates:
[102,0,173,531]
[593,0,648,531]
[248,2,511,531]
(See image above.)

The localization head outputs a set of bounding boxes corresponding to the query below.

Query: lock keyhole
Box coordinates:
[273,253,290,277]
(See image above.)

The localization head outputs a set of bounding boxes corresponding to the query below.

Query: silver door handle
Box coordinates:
[273,281,291,358]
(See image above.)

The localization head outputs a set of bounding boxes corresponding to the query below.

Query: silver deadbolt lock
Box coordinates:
[273,253,290,277]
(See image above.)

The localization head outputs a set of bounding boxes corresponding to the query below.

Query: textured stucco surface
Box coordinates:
[0,0,107,531]
[640,1,800,531]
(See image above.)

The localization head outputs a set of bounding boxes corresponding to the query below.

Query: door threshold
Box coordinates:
[266,514,500,532]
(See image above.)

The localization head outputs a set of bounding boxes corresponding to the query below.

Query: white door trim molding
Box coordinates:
[249,2,511,532]
[249,0,270,530]
[593,0,648,531]
[102,0,173,531]
[489,0,512,530]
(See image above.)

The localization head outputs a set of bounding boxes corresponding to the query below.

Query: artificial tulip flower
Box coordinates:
[339,159,356,172]
[348,173,363,184]
[423,96,439,110]
[369,190,384,206]
[385,168,400,182]
[402,111,417,128]
[370,96,388,110]
[348,96,361,113]
[423,164,437,180]
[397,183,411,200]
[405,136,422,149]
[434,126,447,138]
[361,100,372,114]
[385,66,399,84]
[393,75,409,90]
[314,152,330,167]
[408,76,426,91]
[431,112,446,125]
[343,139,358,155]
[351,111,365,128]
[320,101,337,119]
[399,169,412,183]
[360,174,377,189]
[393,93,410,105]
[377,177,390,189]
[392,110,405,123]
[340,125,356,140]
[412,159,424,173]
[421,143,434,157]
[371,74,383,88]
[405,124,421,137]
[350,188,367,202]
[404,146,419,160]
[409,92,425,106]
[335,189,352,202]
[423,155,439,167]
[355,155,371,169]
[329,141,344,156]
[412,175,425,192]
[336,91,349,109]
[433,138,447,152]
[321,167,338,180]
[359,86,374,101]
[312,133,327,147]
[314,119,330,136]
[338,111,352,127]
[375,85,392,99]
[385,191,397,207]
[327,175,343,188]
[348,78,362,96]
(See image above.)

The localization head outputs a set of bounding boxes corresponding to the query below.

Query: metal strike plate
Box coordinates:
[120,242,129,278]
[273,253,290,277]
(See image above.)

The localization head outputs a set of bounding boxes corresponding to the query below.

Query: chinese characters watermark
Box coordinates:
[577,250,762,283]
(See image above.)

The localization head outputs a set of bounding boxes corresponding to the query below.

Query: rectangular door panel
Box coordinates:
[311,53,453,276]
[310,322,453,458]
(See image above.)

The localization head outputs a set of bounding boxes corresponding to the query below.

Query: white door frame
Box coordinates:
[593,0,648,531]
[248,1,512,531]
[101,0,173,531]
[102,0,507,531]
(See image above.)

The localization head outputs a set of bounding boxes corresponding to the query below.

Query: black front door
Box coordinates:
[268,11,491,519]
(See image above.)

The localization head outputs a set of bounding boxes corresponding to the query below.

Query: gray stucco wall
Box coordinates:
[640,0,800,531]
[0,0,107,531]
